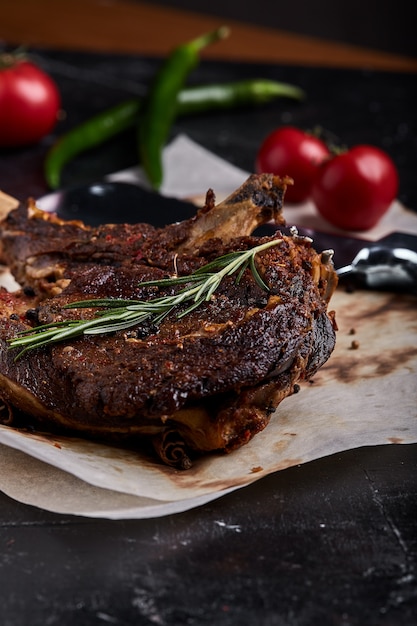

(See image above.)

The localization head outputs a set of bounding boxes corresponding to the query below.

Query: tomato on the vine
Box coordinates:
[312,145,399,231]
[255,126,330,203]
[0,51,61,147]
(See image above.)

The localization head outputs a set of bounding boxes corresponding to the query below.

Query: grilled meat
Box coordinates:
[0,174,337,468]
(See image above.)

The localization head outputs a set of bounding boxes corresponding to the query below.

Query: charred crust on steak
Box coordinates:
[0,174,338,468]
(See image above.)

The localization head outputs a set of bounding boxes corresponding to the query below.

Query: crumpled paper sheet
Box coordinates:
[0,135,416,519]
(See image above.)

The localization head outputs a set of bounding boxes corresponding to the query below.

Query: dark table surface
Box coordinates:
[0,444,416,626]
[0,50,416,626]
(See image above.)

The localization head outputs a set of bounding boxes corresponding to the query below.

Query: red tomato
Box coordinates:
[255,126,330,203]
[312,145,399,231]
[0,53,61,147]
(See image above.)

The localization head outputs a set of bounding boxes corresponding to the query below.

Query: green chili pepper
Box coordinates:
[44,78,304,190]
[177,78,305,114]
[44,99,140,189]
[139,26,230,190]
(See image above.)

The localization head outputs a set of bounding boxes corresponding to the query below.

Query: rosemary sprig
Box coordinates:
[9,238,282,358]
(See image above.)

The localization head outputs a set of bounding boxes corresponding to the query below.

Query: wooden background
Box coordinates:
[1,0,416,72]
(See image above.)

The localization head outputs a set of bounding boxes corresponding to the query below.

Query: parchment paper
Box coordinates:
[0,136,416,519]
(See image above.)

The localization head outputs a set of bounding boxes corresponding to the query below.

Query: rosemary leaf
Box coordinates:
[177,296,207,319]
[65,298,145,309]
[8,238,282,356]
[250,254,269,291]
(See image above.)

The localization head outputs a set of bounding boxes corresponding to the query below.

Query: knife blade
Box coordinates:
[36,180,196,227]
